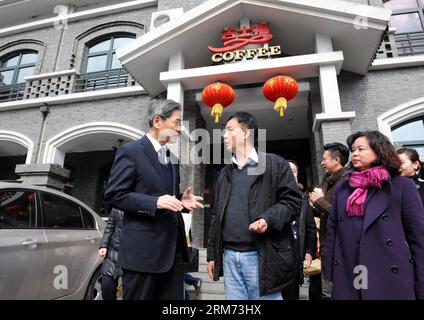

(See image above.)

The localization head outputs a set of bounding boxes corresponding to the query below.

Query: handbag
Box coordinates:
[182,246,199,273]
[174,246,199,273]
[303,258,321,277]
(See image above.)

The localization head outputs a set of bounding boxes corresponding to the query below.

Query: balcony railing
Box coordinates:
[394,31,424,56]
[0,83,26,102]
[74,68,131,92]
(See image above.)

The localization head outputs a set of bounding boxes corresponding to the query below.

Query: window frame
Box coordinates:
[82,33,135,74]
[80,206,96,230]
[0,51,37,85]
[392,116,424,143]
[386,0,424,32]
[392,116,424,158]
[0,188,41,229]
[39,191,85,230]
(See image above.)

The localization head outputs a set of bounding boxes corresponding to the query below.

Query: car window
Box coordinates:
[0,190,36,229]
[80,207,95,229]
[42,193,83,229]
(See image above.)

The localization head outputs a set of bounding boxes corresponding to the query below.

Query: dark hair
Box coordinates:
[147,98,181,128]
[397,147,424,178]
[225,112,258,148]
[323,142,350,166]
[347,131,401,176]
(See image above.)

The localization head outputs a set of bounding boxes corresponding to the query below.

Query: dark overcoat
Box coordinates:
[323,172,424,300]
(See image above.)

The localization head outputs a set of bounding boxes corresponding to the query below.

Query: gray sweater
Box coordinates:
[222,165,256,252]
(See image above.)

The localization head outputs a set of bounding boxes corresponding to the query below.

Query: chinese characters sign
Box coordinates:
[208,23,281,63]
[208,23,273,53]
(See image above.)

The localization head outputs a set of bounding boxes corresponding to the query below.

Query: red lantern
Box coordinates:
[202,82,235,123]
[262,75,298,117]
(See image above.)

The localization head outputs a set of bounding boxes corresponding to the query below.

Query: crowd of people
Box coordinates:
[98,98,424,300]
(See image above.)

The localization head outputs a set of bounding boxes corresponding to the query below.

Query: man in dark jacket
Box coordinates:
[207,112,303,299]
[308,142,349,299]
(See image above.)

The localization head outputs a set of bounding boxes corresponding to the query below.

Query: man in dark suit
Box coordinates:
[104,98,203,300]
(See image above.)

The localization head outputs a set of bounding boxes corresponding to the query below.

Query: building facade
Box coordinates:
[1,0,423,248]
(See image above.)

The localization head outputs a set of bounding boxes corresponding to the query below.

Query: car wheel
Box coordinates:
[84,267,103,300]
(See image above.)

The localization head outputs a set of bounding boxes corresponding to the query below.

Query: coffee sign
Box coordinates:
[208,23,281,63]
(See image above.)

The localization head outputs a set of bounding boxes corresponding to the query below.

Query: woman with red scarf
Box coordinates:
[323,131,424,299]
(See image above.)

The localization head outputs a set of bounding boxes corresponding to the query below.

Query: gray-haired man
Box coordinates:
[105,98,203,300]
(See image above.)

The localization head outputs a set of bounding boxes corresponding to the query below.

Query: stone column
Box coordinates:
[15,163,70,191]
[312,33,356,182]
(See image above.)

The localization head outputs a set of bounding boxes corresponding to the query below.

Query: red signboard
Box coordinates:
[208,23,273,53]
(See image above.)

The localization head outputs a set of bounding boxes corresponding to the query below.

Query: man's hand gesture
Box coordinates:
[157,195,184,212]
[249,218,268,233]
[181,186,204,211]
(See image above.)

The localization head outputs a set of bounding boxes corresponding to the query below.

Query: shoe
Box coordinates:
[194,278,202,296]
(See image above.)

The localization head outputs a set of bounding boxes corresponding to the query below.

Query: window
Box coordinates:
[0,51,37,85]
[42,193,83,229]
[392,117,424,158]
[385,0,418,10]
[84,35,134,73]
[81,207,95,229]
[75,35,135,92]
[384,0,424,55]
[0,190,36,229]
[390,12,423,33]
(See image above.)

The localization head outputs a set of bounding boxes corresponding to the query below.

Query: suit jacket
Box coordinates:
[323,171,424,300]
[104,135,188,273]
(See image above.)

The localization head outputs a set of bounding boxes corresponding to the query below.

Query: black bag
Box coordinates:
[173,246,199,273]
[183,247,199,273]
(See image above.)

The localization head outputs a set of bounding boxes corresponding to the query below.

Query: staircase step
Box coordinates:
[197,292,226,300]
[186,280,225,293]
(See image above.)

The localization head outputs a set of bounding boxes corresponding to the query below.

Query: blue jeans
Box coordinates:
[223,249,283,300]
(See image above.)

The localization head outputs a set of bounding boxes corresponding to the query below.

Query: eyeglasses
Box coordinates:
[155,115,181,128]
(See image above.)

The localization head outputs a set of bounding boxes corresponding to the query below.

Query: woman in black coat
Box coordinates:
[98,208,123,300]
[397,147,424,206]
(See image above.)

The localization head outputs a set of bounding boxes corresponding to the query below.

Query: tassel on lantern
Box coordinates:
[211,103,223,123]
[274,97,287,117]
[262,75,298,119]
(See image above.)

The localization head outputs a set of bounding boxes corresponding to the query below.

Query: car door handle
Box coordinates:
[85,236,95,243]
[22,240,39,247]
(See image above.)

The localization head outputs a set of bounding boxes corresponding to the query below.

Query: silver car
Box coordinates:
[0,182,106,300]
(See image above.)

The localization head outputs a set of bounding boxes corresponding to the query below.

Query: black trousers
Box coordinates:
[101,275,119,300]
[308,273,322,300]
[122,268,184,300]
[281,273,300,300]
[122,227,186,300]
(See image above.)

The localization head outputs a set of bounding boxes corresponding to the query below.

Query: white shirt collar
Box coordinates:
[232,148,258,170]
[146,133,169,164]
[146,133,165,153]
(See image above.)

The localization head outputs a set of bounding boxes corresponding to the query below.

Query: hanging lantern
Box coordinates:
[262,75,298,117]
[202,82,235,123]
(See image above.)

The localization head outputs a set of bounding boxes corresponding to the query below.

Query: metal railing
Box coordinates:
[394,31,424,56]
[74,68,130,92]
[0,83,26,102]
